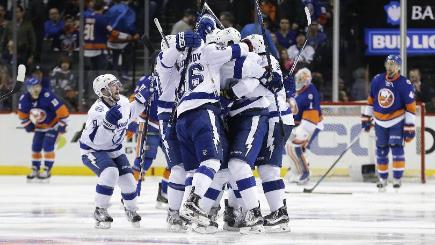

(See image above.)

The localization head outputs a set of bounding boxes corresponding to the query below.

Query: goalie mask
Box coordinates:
[93,74,122,103]
[242,34,266,54]
[295,68,312,92]
[216,27,241,46]
[160,35,176,52]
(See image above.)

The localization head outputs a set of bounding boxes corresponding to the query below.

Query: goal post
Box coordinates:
[284,102,426,183]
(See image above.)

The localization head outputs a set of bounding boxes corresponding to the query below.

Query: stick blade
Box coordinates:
[304,7,312,25]
[17,64,26,82]
[303,188,313,193]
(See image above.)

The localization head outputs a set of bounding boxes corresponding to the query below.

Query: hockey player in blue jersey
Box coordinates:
[79,73,150,229]
[171,15,251,226]
[362,55,416,191]
[286,68,323,185]
[18,77,70,182]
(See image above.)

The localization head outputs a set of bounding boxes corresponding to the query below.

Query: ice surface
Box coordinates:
[1,176,435,245]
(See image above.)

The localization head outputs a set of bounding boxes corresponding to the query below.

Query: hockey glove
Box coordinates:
[260,71,283,93]
[404,124,415,143]
[198,15,216,41]
[361,114,372,132]
[221,78,239,100]
[126,121,138,141]
[176,31,201,51]
[56,120,67,134]
[22,119,35,132]
[132,157,145,181]
[135,83,154,104]
[104,105,122,130]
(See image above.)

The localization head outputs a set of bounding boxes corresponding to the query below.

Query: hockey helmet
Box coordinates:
[242,34,266,54]
[385,54,402,65]
[25,77,42,99]
[93,74,121,99]
[160,35,176,52]
[295,68,312,91]
[216,27,241,46]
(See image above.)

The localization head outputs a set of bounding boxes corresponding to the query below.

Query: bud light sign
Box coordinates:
[365,29,435,55]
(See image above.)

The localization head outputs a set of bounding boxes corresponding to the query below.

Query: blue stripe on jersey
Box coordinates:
[96,184,114,196]
[231,97,262,111]
[157,100,174,109]
[159,53,173,69]
[185,176,193,186]
[233,56,246,79]
[181,92,218,103]
[236,176,256,192]
[231,44,241,60]
[168,182,185,191]
[89,126,99,142]
[79,142,123,152]
[262,179,285,193]
[269,108,292,118]
[204,187,220,200]
[157,112,171,121]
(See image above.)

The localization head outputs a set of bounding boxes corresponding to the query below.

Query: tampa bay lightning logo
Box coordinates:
[384,1,401,25]
[112,128,125,145]
[377,88,395,108]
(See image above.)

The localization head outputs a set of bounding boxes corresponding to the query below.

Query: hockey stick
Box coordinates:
[71,123,86,143]
[288,7,312,76]
[154,18,170,48]
[254,0,285,136]
[203,2,225,29]
[303,129,364,193]
[0,64,25,102]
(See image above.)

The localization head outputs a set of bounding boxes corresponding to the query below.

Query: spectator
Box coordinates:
[0,62,12,109]
[339,78,349,102]
[275,17,296,49]
[0,5,9,56]
[240,14,280,59]
[3,5,36,67]
[287,32,315,66]
[307,21,327,50]
[260,0,278,24]
[52,15,79,56]
[170,8,196,34]
[44,8,64,40]
[31,65,51,90]
[219,11,234,28]
[350,67,369,101]
[409,68,434,103]
[50,57,78,111]
[106,0,140,81]
[279,48,292,73]
[28,0,47,64]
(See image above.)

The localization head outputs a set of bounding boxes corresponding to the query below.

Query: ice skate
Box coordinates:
[297,171,310,185]
[26,167,39,183]
[223,199,242,231]
[393,178,401,189]
[194,205,220,234]
[263,201,290,232]
[167,209,189,232]
[376,178,388,192]
[124,208,141,228]
[155,182,168,209]
[37,167,51,183]
[94,207,113,229]
[239,205,264,234]
[179,187,210,226]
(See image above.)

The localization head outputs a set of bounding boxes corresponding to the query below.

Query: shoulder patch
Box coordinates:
[308,94,313,100]
[44,92,50,98]
[95,105,104,112]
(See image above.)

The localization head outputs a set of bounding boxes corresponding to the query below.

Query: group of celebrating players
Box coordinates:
[17,8,415,234]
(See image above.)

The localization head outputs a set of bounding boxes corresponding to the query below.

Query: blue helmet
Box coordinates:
[25,77,41,87]
[197,14,216,41]
[385,54,402,65]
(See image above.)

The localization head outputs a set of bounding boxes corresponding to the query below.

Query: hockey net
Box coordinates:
[285,102,426,183]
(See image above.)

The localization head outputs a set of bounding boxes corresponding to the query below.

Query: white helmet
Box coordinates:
[160,35,176,52]
[243,34,266,54]
[295,68,312,91]
[216,27,241,46]
[93,74,121,98]
[205,28,220,44]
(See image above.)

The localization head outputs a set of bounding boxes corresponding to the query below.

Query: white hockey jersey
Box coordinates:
[155,49,181,120]
[220,52,270,117]
[248,55,294,125]
[175,42,249,116]
[79,95,144,158]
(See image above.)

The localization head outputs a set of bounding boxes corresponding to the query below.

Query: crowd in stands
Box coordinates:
[0,0,434,113]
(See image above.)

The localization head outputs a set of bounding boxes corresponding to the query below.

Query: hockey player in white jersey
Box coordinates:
[154,34,189,232]
[243,34,294,232]
[172,15,251,226]
[79,74,150,229]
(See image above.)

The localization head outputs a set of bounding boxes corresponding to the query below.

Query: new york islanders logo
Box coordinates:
[377,88,395,108]
[29,108,47,124]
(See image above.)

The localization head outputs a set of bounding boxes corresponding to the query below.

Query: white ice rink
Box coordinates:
[1,176,435,245]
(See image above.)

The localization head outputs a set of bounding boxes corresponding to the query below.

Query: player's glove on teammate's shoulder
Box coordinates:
[176,31,202,51]
[260,71,283,93]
